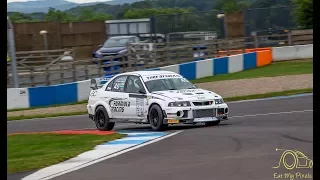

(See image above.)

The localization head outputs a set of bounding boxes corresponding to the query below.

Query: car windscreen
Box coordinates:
[144,78,197,92]
[103,38,130,48]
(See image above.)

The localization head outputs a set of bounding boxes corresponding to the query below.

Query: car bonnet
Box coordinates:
[151,88,221,101]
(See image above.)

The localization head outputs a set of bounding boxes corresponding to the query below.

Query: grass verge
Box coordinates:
[8,111,88,121]
[8,133,126,173]
[8,88,313,121]
[191,59,312,84]
[224,88,313,102]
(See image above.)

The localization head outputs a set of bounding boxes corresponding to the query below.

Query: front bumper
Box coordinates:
[162,103,229,124]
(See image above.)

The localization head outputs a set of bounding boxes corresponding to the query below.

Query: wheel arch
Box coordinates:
[147,102,166,119]
[93,101,113,118]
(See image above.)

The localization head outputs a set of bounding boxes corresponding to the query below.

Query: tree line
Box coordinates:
[7,0,312,29]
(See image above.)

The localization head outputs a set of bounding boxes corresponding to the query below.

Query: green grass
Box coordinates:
[8,111,88,121]
[8,133,126,173]
[224,88,313,102]
[8,88,313,121]
[191,60,313,84]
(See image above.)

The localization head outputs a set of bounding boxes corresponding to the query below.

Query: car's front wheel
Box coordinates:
[148,104,168,131]
[205,120,220,126]
[95,106,115,131]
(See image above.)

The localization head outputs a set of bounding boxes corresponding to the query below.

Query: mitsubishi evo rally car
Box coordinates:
[87,71,229,131]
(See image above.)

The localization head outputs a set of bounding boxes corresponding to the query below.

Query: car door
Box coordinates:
[100,75,130,119]
[124,75,148,119]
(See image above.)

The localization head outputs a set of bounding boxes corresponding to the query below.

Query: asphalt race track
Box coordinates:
[8,94,313,180]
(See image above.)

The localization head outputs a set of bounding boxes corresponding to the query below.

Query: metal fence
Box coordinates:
[153,11,225,40]
[153,6,298,39]
[7,29,313,88]
[244,6,297,36]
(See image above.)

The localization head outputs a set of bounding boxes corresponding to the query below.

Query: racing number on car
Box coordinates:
[90,90,98,97]
[136,98,144,116]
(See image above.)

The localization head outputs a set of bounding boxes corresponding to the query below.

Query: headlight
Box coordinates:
[168,101,191,107]
[214,98,224,105]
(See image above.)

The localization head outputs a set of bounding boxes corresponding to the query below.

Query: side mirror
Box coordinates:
[194,84,198,88]
[98,44,103,48]
[90,79,98,90]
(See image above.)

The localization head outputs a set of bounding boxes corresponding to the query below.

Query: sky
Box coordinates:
[7,0,110,3]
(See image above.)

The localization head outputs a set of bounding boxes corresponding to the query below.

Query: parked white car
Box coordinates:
[88,71,229,131]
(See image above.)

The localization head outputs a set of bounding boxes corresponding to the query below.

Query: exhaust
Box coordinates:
[176,110,184,118]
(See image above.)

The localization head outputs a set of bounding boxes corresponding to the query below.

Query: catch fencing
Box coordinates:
[153,6,298,39]
[153,11,225,39]
[243,6,297,37]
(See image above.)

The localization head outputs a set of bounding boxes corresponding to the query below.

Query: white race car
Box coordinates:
[87,70,229,131]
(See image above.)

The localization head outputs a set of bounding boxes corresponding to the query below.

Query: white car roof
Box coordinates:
[120,70,177,76]
[118,70,182,82]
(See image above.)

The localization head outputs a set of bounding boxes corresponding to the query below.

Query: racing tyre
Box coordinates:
[148,104,168,131]
[205,120,220,126]
[95,106,115,131]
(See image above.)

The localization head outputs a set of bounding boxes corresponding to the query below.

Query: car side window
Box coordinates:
[125,76,145,93]
[111,76,128,92]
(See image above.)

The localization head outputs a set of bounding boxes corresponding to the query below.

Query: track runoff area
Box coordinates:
[7,93,313,180]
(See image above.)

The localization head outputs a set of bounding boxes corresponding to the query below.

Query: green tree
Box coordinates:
[45,7,74,22]
[250,0,291,8]
[123,8,192,19]
[78,8,113,21]
[293,0,312,29]
[8,12,34,23]
[214,0,251,12]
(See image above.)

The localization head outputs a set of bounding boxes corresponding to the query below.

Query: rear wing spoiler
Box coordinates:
[90,77,112,90]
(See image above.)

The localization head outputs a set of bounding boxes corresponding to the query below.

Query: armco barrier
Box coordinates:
[7,50,273,110]
[272,44,313,61]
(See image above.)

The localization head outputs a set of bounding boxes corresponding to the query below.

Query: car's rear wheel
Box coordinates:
[95,106,115,131]
[148,104,168,131]
[205,120,220,126]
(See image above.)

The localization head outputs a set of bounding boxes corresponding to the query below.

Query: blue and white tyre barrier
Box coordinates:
[7,52,265,110]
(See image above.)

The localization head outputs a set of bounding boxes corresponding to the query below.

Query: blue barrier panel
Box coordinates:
[28,86,55,107]
[214,57,228,75]
[28,83,78,107]
[179,62,196,80]
[243,52,257,70]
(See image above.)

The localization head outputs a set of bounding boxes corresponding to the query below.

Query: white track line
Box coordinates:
[228,93,312,104]
[229,110,313,119]
[23,130,182,180]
